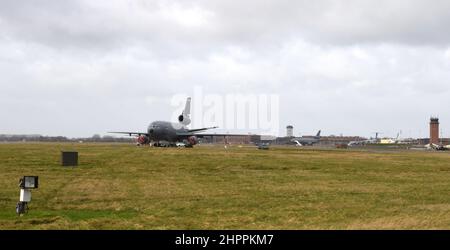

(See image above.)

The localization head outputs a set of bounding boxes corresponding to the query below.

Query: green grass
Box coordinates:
[0,142,449,229]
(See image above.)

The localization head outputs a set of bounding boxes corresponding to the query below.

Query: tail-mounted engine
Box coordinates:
[178,114,191,126]
[178,97,191,126]
[136,135,150,145]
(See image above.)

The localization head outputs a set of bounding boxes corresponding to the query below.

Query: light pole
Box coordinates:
[16,176,38,215]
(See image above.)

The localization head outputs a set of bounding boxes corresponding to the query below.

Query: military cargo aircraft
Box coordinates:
[109,97,239,147]
[291,130,321,146]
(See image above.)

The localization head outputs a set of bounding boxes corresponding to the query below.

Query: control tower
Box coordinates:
[430,117,439,145]
[286,125,294,137]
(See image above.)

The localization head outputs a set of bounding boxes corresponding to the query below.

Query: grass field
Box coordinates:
[0,142,449,229]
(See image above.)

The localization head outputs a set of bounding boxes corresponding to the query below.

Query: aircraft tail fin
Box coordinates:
[183,97,191,116]
[316,130,321,138]
[178,97,191,125]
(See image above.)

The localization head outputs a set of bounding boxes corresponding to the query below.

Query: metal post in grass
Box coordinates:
[61,151,78,167]
[16,176,38,215]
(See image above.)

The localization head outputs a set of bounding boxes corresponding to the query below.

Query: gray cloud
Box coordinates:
[3,0,450,50]
[3,0,450,53]
[0,0,449,138]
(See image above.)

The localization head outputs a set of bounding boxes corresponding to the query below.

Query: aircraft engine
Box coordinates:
[136,135,150,145]
[178,114,191,126]
[187,136,198,146]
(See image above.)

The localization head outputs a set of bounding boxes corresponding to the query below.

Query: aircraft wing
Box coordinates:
[292,140,303,146]
[108,131,149,136]
[176,132,249,138]
[187,126,218,133]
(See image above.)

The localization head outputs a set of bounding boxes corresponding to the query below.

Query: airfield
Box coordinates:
[1,142,450,229]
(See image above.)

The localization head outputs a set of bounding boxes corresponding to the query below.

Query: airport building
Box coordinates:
[200,117,450,147]
[418,138,450,145]
[201,135,252,144]
[201,134,284,145]
[272,135,367,146]
[316,136,367,145]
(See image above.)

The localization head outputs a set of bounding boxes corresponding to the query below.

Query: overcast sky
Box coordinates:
[1,0,450,138]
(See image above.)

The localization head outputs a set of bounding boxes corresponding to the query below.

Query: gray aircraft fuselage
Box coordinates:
[147,121,189,142]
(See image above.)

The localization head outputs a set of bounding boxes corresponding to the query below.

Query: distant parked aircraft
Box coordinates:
[425,143,449,151]
[290,130,321,146]
[348,132,380,146]
[379,130,418,145]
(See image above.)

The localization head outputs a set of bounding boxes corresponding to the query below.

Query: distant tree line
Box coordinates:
[0,134,133,143]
